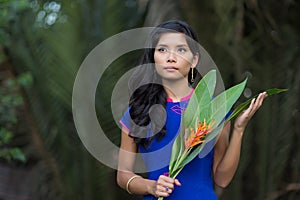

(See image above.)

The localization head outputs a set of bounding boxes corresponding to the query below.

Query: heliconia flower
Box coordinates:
[184,119,214,150]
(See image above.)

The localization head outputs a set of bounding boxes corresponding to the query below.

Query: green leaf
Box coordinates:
[210,78,247,126]
[0,128,13,144]
[203,122,224,143]
[170,74,247,173]
[226,88,288,122]
[169,122,185,173]
[183,70,216,127]
[170,70,217,173]
[10,148,26,162]
[169,166,184,178]
[0,147,26,162]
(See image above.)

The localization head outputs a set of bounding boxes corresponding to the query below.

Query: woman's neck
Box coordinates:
[162,79,193,102]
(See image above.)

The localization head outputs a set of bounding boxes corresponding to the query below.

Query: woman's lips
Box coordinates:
[164,66,178,72]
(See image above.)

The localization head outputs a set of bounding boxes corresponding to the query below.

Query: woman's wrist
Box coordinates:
[145,179,157,196]
[233,124,245,137]
[126,175,141,194]
[126,176,157,196]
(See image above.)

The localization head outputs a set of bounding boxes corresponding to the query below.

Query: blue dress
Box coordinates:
[120,92,218,200]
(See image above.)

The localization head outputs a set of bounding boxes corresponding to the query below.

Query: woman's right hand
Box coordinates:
[153,175,181,198]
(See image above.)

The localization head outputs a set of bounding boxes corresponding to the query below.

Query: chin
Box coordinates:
[160,76,188,82]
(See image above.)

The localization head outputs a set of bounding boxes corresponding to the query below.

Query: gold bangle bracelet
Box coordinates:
[126,175,141,194]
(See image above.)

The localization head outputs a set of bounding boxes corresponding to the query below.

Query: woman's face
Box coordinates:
[154,32,199,82]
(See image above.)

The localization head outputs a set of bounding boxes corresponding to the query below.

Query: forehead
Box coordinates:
[156,32,188,45]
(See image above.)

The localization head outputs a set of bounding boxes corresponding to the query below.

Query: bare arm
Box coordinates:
[117,129,156,195]
[213,92,268,188]
[117,129,181,197]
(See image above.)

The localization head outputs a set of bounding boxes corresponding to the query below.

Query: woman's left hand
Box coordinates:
[234,92,268,132]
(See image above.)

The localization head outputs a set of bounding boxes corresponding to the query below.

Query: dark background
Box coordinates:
[0,0,299,199]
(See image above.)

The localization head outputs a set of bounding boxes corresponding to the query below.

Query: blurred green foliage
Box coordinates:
[0,72,32,162]
[0,0,299,200]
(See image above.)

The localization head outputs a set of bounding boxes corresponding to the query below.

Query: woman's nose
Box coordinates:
[167,51,177,63]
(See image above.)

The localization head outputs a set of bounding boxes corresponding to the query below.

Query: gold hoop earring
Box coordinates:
[191,67,194,83]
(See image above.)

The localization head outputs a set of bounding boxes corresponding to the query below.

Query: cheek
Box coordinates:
[179,56,193,68]
[154,63,163,75]
[153,55,161,72]
[154,53,164,64]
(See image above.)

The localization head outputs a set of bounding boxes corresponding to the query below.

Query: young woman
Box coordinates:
[117,20,267,200]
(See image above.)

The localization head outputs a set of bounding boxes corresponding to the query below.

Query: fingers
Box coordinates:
[234,92,268,131]
[244,98,255,116]
[156,175,174,197]
[155,175,181,197]
[249,92,267,115]
[174,179,181,186]
[243,92,267,117]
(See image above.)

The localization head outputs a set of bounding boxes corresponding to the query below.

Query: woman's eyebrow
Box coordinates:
[156,44,168,47]
[156,44,188,47]
[177,44,189,48]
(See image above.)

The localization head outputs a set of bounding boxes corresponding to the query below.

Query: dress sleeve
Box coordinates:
[119,107,131,133]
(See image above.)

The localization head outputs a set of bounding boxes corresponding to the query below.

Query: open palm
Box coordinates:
[234,92,268,132]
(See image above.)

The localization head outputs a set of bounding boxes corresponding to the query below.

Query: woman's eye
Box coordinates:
[157,47,167,52]
[178,47,187,53]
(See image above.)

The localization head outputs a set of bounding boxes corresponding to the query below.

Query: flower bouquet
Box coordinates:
[158,70,286,200]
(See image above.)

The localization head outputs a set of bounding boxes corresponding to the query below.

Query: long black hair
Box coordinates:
[128,20,201,148]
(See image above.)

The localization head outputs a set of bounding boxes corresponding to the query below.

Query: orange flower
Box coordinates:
[184,119,214,150]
